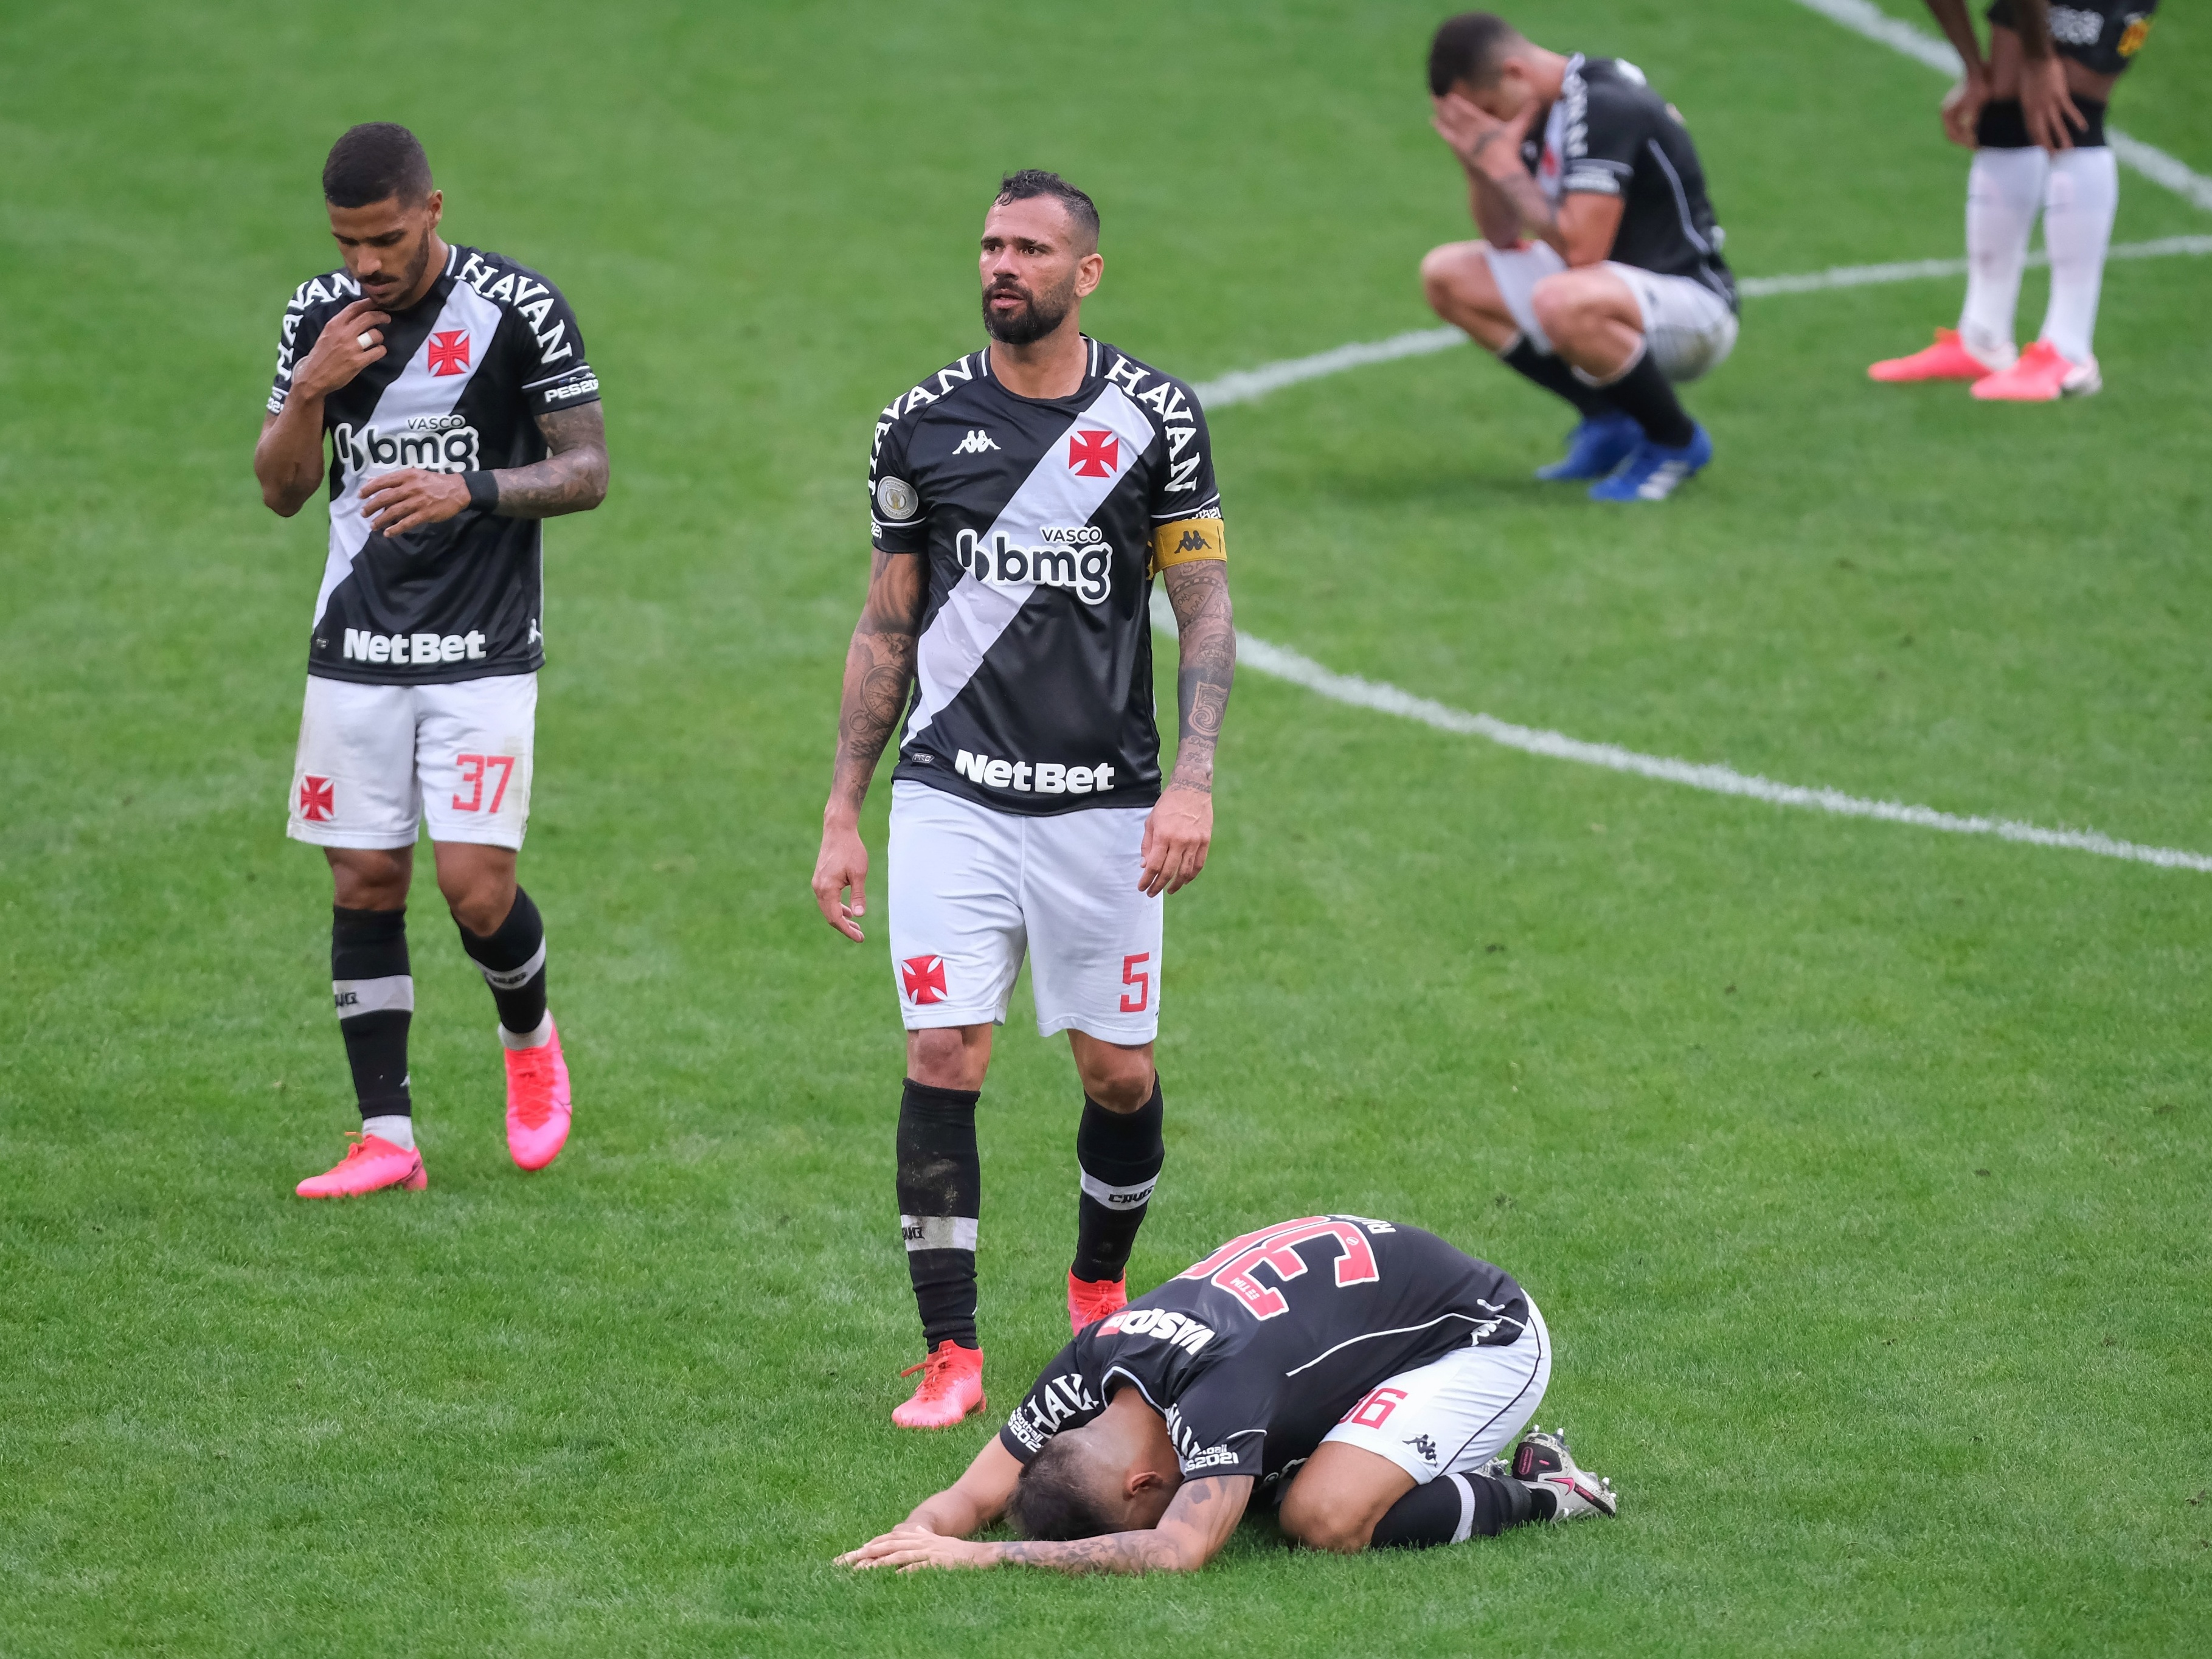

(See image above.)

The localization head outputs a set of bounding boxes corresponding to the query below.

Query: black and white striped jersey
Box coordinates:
[867,338,1226,817]
[266,244,601,684]
[1522,55,1736,308]
[998,1217,1530,1484]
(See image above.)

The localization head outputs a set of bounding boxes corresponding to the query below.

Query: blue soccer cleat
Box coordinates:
[1587,423,1713,502]
[1534,413,1642,481]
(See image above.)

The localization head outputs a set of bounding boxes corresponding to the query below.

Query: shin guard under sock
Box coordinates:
[1072,1079,1164,1284]
[332,906,411,1122]
[457,887,548,1041]
[1499,334,1615,419]
[1370,1470,1536,1548]
[2039,141,2118,365]
[1960,137,2050,363]
[1584,342,1694,448]
[896,1079,982,1349]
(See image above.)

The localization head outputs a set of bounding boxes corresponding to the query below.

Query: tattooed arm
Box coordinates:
[812,549,926,941]
[357,403,610,535]
[1140,558,1235,898]
[840,1475,1253,1576]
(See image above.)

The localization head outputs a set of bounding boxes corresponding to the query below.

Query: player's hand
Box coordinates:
[1140,784,1212,898]
[813,817,870,941]
[1431,90,1504,171]
[361,469,471,536]
[1941,68,1989,148]
[291,299,389,400]
[837,1525,994,1572]
[2020,54,2084,151]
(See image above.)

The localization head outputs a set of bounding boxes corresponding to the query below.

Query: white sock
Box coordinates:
[361,1114,415,1150]
[2037,145,2118,365]
[1958,147,2048,367]
[499,1012,554,1051]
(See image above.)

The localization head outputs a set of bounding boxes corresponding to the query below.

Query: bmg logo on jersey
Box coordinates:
[954,525,1112,604]
[333,415,481,478]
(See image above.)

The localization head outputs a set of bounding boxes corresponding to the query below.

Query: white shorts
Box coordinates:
[887,780,1163,1043]
[1320,1300,1552,1484]
[1480,241,1738,383]
[286,673,537,851]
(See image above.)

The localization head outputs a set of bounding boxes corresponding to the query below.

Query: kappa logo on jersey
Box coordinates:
[1095,1305,1216,1356]
[901,955,948,1005]
[333,418,482,478]
[1006,1371,1100,1453]
[426,330,471,376]
[1175,530,1210,555]
[952,429,999,455]
[1067,429,1118,477]
[297,775,335,822]
[1404,1433,1440,1466]
[954,525,1113,604]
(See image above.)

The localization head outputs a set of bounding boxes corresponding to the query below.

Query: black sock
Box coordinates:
[1370,1471,1536,1549]
[457,886,547,1037]
[332,906,411,1120]
[1072,1080,1163,1283]
[1500,335,1614,419]
[1587,342,1694,448]
[897,1079,982,1350]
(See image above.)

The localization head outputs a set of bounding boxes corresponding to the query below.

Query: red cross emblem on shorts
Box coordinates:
[901,954,948,1005]
[1067,429,1118,477]
[426,330,471,376]
[297,775,335,822]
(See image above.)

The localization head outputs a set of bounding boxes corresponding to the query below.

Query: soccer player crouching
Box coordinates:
[1418,13,1739,501]
[253,125,609,1196]
[838,1214,1615,1573]
[811,170,1236,1430]
[1869,1,2154,400]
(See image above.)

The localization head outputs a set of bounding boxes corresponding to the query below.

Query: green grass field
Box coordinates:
[4,0,2210,1651]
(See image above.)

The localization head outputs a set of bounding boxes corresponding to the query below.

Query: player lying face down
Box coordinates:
[838,1216,1616,1574]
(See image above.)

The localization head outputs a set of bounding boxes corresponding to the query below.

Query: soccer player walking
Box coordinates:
[254,125,608,1196]
[1870,1,2156,400]
[811,171,1236,1429]
[1418,13,1739,502]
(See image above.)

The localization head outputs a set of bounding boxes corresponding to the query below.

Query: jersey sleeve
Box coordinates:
[869,403,928,554]
[996,1343,1106,1463]
[1147,379,1224,575]
[1559,74,1649,198]
[512,279,600,418]
[268,295,330,417]
[1161,1373,1269,1480]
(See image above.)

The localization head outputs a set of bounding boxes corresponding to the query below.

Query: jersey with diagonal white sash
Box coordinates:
[867,338,1225,816]
[997,1217,1529,1485]
[266,245,601,685]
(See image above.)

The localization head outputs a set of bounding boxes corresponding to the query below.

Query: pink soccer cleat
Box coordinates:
[504,1017,572,1171]
[296,1132,426,1199]
[1868,327,2008,383]
[892,1341,986,1429]
[1067,1270,1128,1335]
[1971,339,2101,401]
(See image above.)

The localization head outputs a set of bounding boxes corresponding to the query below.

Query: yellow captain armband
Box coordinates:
[1150,516,1227,576]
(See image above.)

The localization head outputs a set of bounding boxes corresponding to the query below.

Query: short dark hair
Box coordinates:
[322,123,434,207]
[995,168,1100,248]
[1427,12,1525,96]
[1005,1438,1122,1540]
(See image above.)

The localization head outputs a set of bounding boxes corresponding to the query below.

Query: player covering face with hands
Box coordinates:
[811,170,1236,1431]
[839,1215,1616,1574]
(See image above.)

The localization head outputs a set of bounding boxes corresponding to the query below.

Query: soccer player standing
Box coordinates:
[1417,13,1739,502]
[254,125,608,1196]
[811,170,1236,1429]
[1869,1,2157,400]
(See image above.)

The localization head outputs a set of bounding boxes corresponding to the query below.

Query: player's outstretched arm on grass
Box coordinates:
[254,297,389,515]
[359,404,609,536]
[1142,559,1234,898]
[814,548,925,941]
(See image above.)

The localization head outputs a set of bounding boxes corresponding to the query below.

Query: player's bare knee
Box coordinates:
[1277,1491,1371,1555]
[907,1025,988,1090]
[1073,1042,1153,1112]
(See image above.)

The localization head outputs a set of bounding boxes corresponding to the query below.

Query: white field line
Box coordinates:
[1193,236,2212,408]
[1148,593,2212,874]
[1792,0,2212,212]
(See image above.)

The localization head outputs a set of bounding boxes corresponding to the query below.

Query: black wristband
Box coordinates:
[464,471,499,513]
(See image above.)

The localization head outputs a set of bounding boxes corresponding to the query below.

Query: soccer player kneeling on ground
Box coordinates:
[253,123,609,1196]
[1418,13,1739,502]
[811,170,1236,1430]
[1869,1,2154,400]
[838,1215,1615,1573]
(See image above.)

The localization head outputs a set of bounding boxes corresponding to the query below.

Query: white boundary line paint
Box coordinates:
[1194,237,2212,407]
[1149,594,2212,874]
[1792,0,2212,212]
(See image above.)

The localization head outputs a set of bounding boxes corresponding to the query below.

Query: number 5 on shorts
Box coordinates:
[454,753,516,813]
[1120,951,1151,1014]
